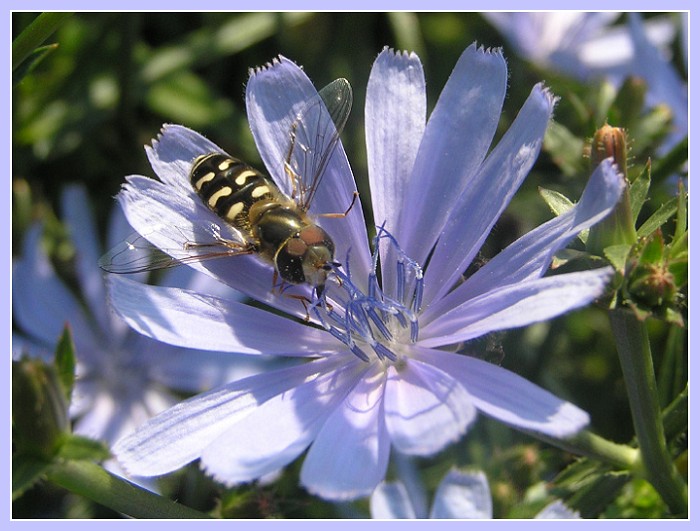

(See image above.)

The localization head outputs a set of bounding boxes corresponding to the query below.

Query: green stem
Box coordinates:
[526,428,638,471]
[12,12,73,71]
[609,309,687,516]
[46,459,212,519]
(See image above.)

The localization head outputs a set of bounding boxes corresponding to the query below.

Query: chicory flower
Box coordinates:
[12,185,280,465]
[371,467,580,519]
[110,46,624,500]
[485,12,687,151]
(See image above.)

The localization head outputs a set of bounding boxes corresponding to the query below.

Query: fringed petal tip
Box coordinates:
[531,82,560,111]
[378,45,421,61]
[247,54,296,78]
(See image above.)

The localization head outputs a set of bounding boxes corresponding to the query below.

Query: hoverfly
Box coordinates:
[99,78,354,301]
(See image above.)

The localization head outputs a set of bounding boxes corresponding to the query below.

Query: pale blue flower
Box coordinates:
[110,46,624,500]
[12,185,279,458]
[484,12,676,81]
[371,467,580,519]
[485,12,687,150]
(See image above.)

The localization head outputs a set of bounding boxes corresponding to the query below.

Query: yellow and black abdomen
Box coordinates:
[190,152,335,293]
[190,153,279,237]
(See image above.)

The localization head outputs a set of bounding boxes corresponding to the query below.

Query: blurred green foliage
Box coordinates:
[12,12,686,519]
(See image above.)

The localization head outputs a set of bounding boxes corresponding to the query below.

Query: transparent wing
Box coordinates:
[99,223,254,274]
[285,77,353,212]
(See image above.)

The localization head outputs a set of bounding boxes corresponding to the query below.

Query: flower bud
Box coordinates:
[591,123,628,177]
[587,124,637,255]
[627,262,677,309]
[625,230,683,314]
[12,357,70,459]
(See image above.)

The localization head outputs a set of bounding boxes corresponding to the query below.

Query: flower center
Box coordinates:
[314,227,424,363]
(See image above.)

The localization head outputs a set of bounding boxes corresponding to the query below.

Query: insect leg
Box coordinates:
[317,190,359,218]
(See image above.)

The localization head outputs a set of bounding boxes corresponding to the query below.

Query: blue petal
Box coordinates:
[396,44,507,267]
[413,347,590,438]
[421,159,624,324]
[365,47,427,296]
[134,333,294,393]
[429,469,493,519]
[365,47,426,245]
[422,83,556,306]
[246,56,371,282]
[370,482,417,519]
[536,500,580,519]
[108,275,341,356]
[146,123,224,196]
[114,357,344,477]
[201,357,361,485]
[384,358,476,456]
[420,268,613,347]
[61,185,115,336]
[13,224,99,353]
[301,363,390,500]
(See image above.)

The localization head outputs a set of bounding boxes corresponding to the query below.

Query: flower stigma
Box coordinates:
[313,226,424,365]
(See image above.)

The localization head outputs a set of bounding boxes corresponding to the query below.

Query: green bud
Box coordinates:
[590,123,628,181]
[614,76,648,130]
[12,357,70,460]
[628,262,677,309]
[625,230,684,316]
[587,124,637,256]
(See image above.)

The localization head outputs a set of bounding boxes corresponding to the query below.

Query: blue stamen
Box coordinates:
[319,225,424,363]
[396,259,406,303]
[372,341,397,362]
[366,304,393,341]
[351,344,370,362]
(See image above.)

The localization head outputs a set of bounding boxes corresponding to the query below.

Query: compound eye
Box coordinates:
[285,236,308,258]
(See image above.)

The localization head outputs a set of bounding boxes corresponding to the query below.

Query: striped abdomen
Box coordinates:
[189,152,335,293]
[190,153,281,238]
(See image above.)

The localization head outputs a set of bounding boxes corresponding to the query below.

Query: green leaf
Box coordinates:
[12,454,50,501]
[604,244,632,274]
[543,121,586,177]
[538,187,574,216]
[651,136,688,183]
[672,181,687,245]
[629,162,651,223]
[638,230,664,264]
[551,458,631,518]
[140,12,312,83]
[12,43,59,87]
[539,187,589,244]
[46,460,213,519]
[58,435,112,462]
[12,12,73,71]
[667,260,687,289]
[146,72,234,127]
[54,325,76,402]
[637,200,678,238]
